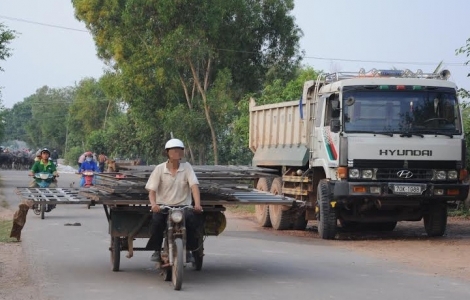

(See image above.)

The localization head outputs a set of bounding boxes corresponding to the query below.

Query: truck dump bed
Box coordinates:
[249,97,310,167]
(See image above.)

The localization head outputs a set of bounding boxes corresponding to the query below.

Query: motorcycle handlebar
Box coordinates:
[158,205,193,211]
[150,205,203,213]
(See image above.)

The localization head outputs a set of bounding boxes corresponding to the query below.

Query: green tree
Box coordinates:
[0,23,17,140]
[1,100,33,143]
[66,78,110,151]
[2,86,74,151]
[456,38,470,99]
[72,0,302,164]
[0,22,16,71]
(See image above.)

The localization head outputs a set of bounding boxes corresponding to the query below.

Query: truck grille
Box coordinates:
[376,168,433,181]
[353,159,459,182]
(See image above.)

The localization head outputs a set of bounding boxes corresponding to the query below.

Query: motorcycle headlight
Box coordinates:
[349,168,360,179]
[170,210,184,223]
[39,173,50,180]
[447,170,458,180]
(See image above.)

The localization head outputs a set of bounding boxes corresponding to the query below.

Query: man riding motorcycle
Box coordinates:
[29,148,59,188]
[79,151,100,187]
[145,138,203,263]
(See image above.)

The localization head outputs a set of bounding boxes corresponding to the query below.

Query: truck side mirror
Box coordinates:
[330,119,341,133]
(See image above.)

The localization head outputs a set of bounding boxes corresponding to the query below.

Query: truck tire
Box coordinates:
[255,178,272,227]
[316,179,337,239]
[269,178,292,230]
[423,202,447,237]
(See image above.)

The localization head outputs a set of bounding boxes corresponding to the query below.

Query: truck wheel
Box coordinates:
[269,178,292,230]
[292,211,308,230]
[423,202,447,237]
[255,178,272,227]
[316,179,337,239]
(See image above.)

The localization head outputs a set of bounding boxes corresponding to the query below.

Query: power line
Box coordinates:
[216,48,468,67]
[301,56,467,67]
[1,15,468,67]
[0,15,88,33]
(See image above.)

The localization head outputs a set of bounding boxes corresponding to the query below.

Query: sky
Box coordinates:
[0,0,469,109]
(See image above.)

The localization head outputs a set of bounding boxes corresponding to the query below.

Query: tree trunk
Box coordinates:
[189,59,218,164]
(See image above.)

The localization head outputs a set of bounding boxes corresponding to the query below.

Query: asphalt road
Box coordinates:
[2,169,470,299]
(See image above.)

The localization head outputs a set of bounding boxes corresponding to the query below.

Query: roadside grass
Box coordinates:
[226,204,255,214]
[0,219,16,243]
[1,199,9,208]
[448,207,470,218]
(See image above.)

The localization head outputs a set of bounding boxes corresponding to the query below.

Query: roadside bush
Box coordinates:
[64,146,83,167]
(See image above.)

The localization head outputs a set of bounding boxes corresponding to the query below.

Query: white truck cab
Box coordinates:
[250,68,469,239]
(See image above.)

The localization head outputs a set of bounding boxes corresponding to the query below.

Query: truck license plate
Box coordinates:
[393,185,422,194]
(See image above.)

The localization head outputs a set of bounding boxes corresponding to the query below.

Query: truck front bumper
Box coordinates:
[333,181,469,201]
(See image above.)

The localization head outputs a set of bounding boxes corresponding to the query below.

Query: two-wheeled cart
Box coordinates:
[15,165,301,290]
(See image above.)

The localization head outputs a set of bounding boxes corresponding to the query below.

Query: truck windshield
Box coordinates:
[342,89,461,134]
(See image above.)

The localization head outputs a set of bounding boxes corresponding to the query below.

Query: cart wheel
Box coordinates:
[40,203,45,220]
[110,237,121,272]
[172,238,184,290]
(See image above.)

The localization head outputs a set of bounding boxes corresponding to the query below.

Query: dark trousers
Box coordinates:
[99,162,105,173]
[146,210,203,251]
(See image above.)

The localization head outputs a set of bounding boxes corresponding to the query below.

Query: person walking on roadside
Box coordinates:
[98,152,108,173]
[77,152,86,170]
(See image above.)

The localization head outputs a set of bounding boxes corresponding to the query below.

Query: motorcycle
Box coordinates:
[81,170,96,187]
[80,170,96,209]
[158,205,204,291]
[31,172,57,219]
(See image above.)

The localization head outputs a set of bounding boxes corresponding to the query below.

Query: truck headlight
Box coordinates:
[349,169,360,179]
[436,170,447,180]
[447,170,458,180]
[362,169,373,179]
[170,210,184,223]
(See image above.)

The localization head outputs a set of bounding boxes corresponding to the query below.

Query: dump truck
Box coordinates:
[250,68,469,239]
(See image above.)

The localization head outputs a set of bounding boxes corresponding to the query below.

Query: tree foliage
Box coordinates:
[0,22,16,72]
[72,0,302,164]
[456,38,470,99]
[0,22,17,140]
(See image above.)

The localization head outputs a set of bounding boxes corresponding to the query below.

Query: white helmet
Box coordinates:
[165,138,185,150]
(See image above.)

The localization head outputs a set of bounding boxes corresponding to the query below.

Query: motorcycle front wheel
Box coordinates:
[32,204,41,216]
[172,238,184,290]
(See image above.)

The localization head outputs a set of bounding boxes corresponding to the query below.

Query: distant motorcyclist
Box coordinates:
[79,151,100,187]
[29,148,59,188]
